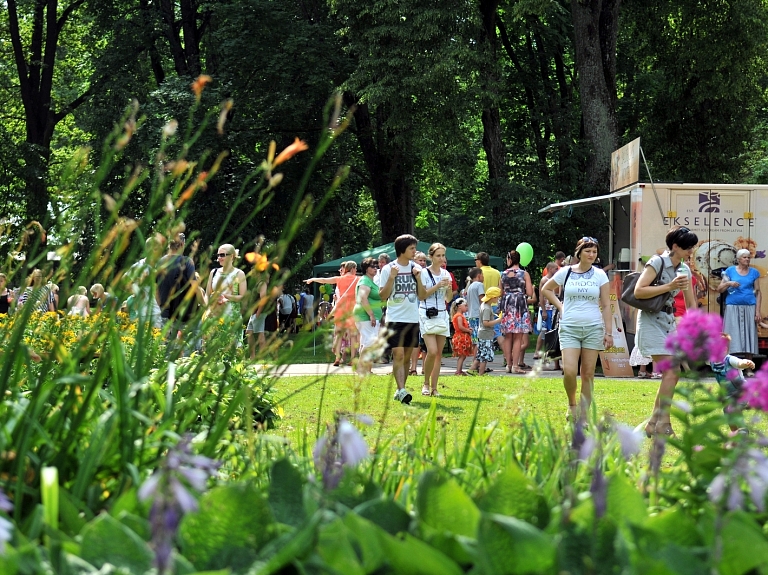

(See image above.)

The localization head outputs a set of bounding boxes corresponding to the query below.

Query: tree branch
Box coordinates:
[57,0,86,32]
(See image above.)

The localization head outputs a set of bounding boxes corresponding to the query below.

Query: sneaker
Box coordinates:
[394,388,413,404]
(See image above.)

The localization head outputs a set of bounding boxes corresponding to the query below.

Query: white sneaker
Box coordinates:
[393,388,412,404]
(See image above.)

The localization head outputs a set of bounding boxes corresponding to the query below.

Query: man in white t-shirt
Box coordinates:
[379,234,427,404]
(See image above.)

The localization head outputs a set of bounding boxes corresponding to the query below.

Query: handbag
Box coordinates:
[422,313,448,335]
[544,309,561,358]
[543,267,572,359]
[620,256,670,313]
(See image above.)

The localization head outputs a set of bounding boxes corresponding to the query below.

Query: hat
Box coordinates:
[482,287,501,301]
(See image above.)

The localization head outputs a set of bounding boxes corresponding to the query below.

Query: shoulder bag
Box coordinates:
[543,267,573,359]
[621,256,669,313]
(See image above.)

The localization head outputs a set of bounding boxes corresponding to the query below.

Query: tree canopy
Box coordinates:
[1,0,767,284]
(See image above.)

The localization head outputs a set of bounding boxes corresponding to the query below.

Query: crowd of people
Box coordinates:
[3,225,762,433]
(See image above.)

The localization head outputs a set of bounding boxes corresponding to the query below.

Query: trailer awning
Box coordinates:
[538,189,632,213]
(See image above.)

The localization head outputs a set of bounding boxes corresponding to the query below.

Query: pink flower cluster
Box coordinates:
[664,309,727,366]
[740,364,768,411]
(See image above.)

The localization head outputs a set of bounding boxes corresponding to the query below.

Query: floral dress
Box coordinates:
[500,268,532,335]
[451,313,473,356]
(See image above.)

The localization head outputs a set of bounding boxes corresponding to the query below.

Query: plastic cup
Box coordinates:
[677,272,688,290]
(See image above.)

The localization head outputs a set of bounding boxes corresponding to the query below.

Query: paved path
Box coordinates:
[277,352,560,377]
[273,352,716,381]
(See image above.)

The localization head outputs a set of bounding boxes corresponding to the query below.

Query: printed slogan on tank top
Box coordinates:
[390,270,418,306]
[568,276,601,302]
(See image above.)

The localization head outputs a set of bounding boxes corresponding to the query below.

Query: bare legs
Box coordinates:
[391,347,409,390]
[649,354,679,435]
[561,347,599,419]
[423,334,446,394]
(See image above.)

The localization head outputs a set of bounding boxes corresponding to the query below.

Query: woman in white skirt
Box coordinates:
[718,248,761,375]
[634,226,698,437]
[418,243,453,397]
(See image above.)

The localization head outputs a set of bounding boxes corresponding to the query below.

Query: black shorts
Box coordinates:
[385,322,420,350]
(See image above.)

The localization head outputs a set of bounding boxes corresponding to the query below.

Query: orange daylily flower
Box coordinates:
[191,75,213,102]
[272,138,308,168]
[177,171,208,207]
[245,252,269,272]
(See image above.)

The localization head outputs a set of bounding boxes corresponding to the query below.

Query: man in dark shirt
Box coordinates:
[156,235,195,354]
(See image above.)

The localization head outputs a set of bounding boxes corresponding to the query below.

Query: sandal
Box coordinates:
[655,421,676,437]
[454,371,467,376]
[636,372,650,379]
[421,384,431,396]
[510,367,525,374]
[431,390,441,397]
[518,363,532,371]
[409,369,418,375]
[650,372,663,379]
[333,359,341,367]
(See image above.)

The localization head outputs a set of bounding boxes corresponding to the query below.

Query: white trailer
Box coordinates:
[540,183,768,353]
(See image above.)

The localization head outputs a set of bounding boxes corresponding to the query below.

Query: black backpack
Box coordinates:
[160,255,196,322]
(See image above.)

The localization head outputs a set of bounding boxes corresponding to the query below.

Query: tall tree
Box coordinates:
[570,0,620,193]
[331,0,476,241]
[618,0,768,183]
[5,0,95,226]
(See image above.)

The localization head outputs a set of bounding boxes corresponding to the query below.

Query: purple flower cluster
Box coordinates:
[138,436,221,574]
[709,447,768,511]
[313,415,370,491]
[664,309,727,368]
[740,363,768,411]
[0,489,12,554]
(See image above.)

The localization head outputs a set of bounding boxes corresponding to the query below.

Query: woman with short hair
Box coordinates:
[353,257,383,374]
[305,261,360,366]
[718,248,761,373]
[634,226,698,436]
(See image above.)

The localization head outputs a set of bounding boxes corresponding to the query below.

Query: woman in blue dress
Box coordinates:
[718,248,761,373]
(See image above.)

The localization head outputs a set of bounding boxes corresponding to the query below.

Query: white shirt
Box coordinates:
[419,267,450,312]
[552,265,608,326]
[379,261,422,323]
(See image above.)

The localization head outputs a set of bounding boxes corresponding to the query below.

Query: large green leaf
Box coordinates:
[343,513,388,573]
[644,508,703,548]
[475,464,550,528]
[476,513,555,575]
[718,511,768,575]
[316,517,365,575]
[416,471,480,538]
[79,514,153,573]
[606,474,647,526]
[267,459,306,527]
[179,483,275,572]
[354,499,411,535]
[378,532,464,575]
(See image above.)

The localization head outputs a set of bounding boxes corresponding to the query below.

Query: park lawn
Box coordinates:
[272,371,674,445]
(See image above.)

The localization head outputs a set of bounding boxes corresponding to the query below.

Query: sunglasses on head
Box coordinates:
[580,237,598,244]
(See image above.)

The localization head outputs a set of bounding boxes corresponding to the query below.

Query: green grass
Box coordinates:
[271,371,669,443]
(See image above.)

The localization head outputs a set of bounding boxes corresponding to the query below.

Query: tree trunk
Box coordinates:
[6,0,87,226]
[345,97,414,242]
[570,0,621,193]
[477,0,509,219]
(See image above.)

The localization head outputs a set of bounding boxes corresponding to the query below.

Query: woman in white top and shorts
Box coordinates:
[418,243,453,397]
[634,226,698,437]
[542,237,612,421]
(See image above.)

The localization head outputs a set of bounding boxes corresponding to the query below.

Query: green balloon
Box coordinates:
[516,242,534,266]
